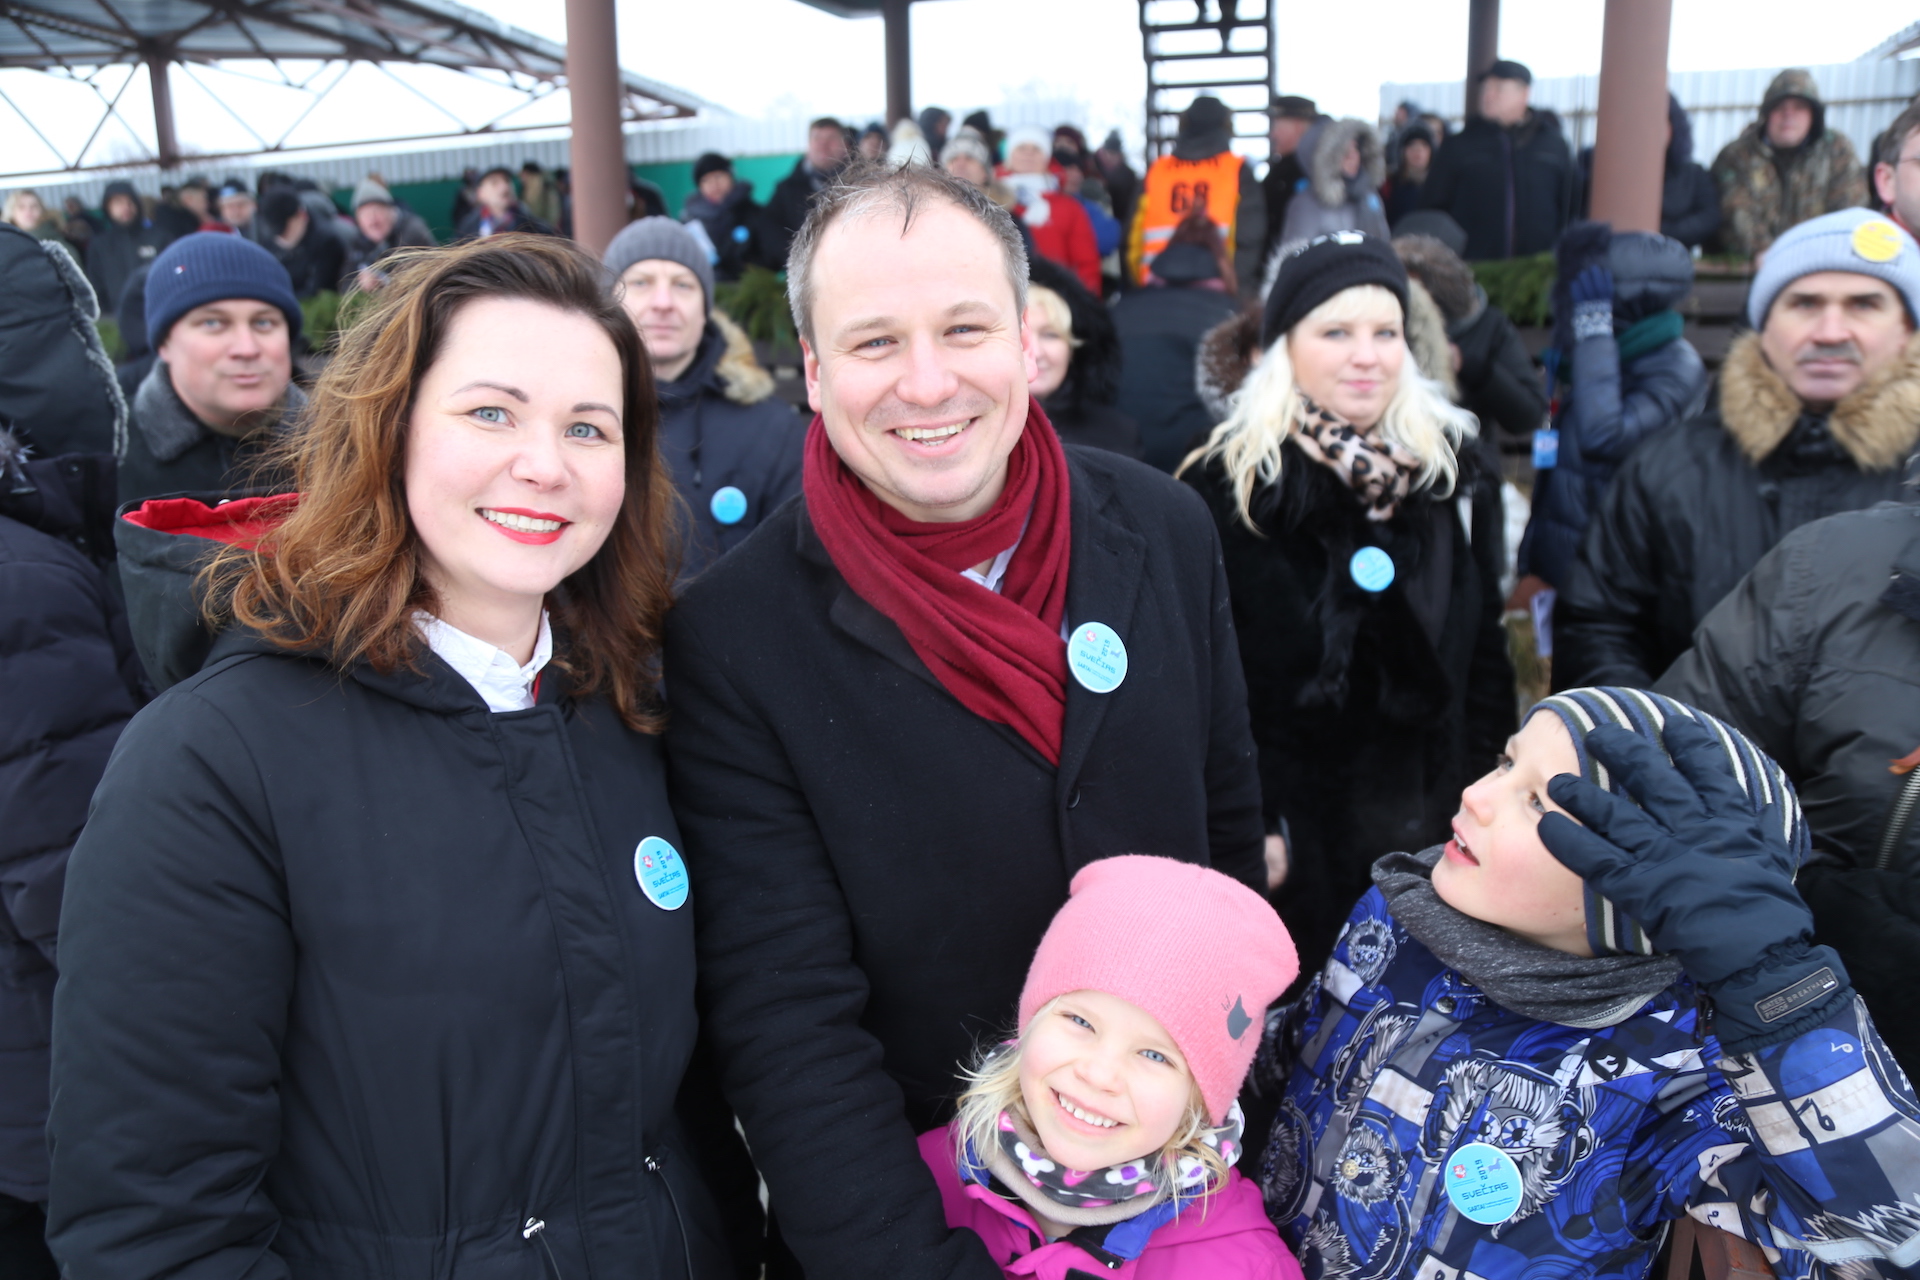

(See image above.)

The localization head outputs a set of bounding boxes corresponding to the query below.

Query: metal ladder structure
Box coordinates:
[1138,0,1276,161]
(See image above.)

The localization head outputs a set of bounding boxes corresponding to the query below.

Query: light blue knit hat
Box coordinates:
[1747,207,1920,328]
[1529,687,1808,958]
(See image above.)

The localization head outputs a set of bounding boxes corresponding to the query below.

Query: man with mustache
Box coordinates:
[1557,208,1920,689]
[662,162,1264,1278]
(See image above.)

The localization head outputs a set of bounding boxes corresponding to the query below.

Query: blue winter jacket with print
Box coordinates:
[1251,883,1920,1280]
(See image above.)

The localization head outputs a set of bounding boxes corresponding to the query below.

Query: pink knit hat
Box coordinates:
[1018,855,1299,1124]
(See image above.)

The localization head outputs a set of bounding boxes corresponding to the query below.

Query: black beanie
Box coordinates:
[693,152,732,183]
[1260,232,1411,348]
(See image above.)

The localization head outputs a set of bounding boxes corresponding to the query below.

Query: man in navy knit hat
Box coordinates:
[118,231,306,508]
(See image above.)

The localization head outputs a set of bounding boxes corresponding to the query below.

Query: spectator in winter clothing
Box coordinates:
[1096,128,1141,234]
[1254,686,1920,1280]
[1276,117,1390,250]
[1382,123,1433,226]
[342,178,435,293]
[1873,99,1920,241]
[662,162,1265,1280]
[215,181,261,242]
[84,180,168,314]
[1394,223,1547,462]
[681,152,772,283]
[1421,60,1577,261]
[0,221,126,460]
[50,234,740,1280]
[259,188,346,299]
[1711,69,1867,259]
[767,117,849,266]
[1557,208,1920,689]
[918,106,952,159]
[1131,96,1267,295]
[118,233,305,508]
[1115,211,1242,470]
[1518,224,1706,596]
[453,167,554,241]
[1024,257,1140,457]
[1660,500,1920,1079]
[1261,95,1319,267]
[1653,93,1721,249]
[5,189,67,249]
[1181,231,1513,978]
[517,160,563,229]
[605,217,802,580]
[1003,128,1102,292]
[1049,126,1124,267]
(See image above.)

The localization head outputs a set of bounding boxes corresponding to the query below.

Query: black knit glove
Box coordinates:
[1538,718,1850,1053]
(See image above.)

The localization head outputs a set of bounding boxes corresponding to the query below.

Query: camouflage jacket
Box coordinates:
[1711,125,1866,258]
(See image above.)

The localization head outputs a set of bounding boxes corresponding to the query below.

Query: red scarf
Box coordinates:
[803,401,1073,764]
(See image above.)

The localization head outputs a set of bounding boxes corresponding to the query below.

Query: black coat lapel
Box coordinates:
[1057,455,1148,797]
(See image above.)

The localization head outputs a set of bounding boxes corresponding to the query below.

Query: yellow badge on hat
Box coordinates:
[1852,218,1903,264]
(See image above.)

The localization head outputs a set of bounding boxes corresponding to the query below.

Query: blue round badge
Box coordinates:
[1067,622,1128,694]
[633,836,689,911]
[710,485,748,526]
[1444,1142,1525,1224]
[1350,546,1395,593]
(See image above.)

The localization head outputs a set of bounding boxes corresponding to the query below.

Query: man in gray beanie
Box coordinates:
[1556,206,1920,690]
[342,176,434,291]
[603,216,802,578]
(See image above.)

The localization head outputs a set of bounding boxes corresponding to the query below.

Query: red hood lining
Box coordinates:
[124,493,300,551]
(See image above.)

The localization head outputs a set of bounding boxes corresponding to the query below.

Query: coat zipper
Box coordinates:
[1875,767,1920,871]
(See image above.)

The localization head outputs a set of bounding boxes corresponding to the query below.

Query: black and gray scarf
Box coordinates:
[1373,847,1683,1029]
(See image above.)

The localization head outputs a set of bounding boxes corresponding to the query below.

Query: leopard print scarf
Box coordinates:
[1290,393,1422,521]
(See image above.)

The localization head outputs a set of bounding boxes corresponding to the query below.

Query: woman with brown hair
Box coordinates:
[45,235,734,1278]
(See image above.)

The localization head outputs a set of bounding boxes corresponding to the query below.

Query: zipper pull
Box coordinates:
[645,1154,662,1173]
[522,1216,546,1240]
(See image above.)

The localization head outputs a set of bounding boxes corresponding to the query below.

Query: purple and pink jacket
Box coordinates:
[917,1125,1304,1279]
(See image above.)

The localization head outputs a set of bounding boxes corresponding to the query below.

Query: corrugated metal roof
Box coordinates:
[1382,58,1920,167]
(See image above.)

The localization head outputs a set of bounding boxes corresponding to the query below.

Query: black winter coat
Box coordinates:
[657,319,803,581]
[766,159,835,267]
[83,217,168,314]
[680,185,774,283]
[48,512,730,1279]
[1185,448,1515,977]
[1520,332,1707,590]
[0,223,125,460]
[453,205,556,241]
[1421,110,1576,261]
[662,446,1266,1280]
[0,447,144,1203]
[1113,285,1240,471]
[265,217,346,299]
[1042,398,1142,458]
[1555,333,1920,689]
[1657,500,1920,1074]
[1451,297,1547,456]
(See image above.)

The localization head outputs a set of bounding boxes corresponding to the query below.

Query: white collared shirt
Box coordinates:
[413,611,553,713]
[959,543,1019,594]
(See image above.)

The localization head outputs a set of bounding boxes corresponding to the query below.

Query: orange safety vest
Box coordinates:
[1127,151,1245,285]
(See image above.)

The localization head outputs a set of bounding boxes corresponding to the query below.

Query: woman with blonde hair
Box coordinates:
[1180,232,1514,977]
[46,235,736,1277]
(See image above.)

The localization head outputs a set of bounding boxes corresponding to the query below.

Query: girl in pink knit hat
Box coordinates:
[914,854,1304,1279]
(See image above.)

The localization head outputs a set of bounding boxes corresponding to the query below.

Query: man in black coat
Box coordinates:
[663,163,1265,1280]
[118,233,307,509]
[258,188,347,299]
[83,181,169,314]
[605,216,802,579]
[1557,208,1920,688]
[1420,60,1576,261]
[1657,499,1920,1076]
[1260,94,1319,267]
[766,117,849,267]
[1112,238,1239,471]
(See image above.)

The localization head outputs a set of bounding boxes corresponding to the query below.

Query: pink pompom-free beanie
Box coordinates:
[1017,855,1299,1124]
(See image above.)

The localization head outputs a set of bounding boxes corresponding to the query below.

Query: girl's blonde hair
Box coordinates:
[1177,283,1477,532]
[1026,284,1082,349]
[952,1000,1233,1206]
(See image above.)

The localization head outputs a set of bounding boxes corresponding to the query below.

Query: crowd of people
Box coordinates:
[4,63,1920,1280]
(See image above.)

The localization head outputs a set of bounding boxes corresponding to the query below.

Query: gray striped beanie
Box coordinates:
[1530,687,1809,957]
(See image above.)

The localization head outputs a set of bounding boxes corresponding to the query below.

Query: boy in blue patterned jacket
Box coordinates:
[1253,687,1920,1280]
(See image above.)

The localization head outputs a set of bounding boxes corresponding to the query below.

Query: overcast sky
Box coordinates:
[3,0,1917,179]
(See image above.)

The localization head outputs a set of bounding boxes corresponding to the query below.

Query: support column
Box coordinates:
[147,51,179,170]
[565,0,627,254]
[883,0,912,128]
[1465,0,1499,119]
[1587,0,1673,232]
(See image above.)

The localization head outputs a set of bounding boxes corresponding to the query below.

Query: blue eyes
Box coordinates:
[564,422,602,439]
[470,409,606,441]
[474,406,507,423]
[1140,1049,1169,1064]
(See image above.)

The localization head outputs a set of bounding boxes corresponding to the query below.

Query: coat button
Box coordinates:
[1067,787,1082,809]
